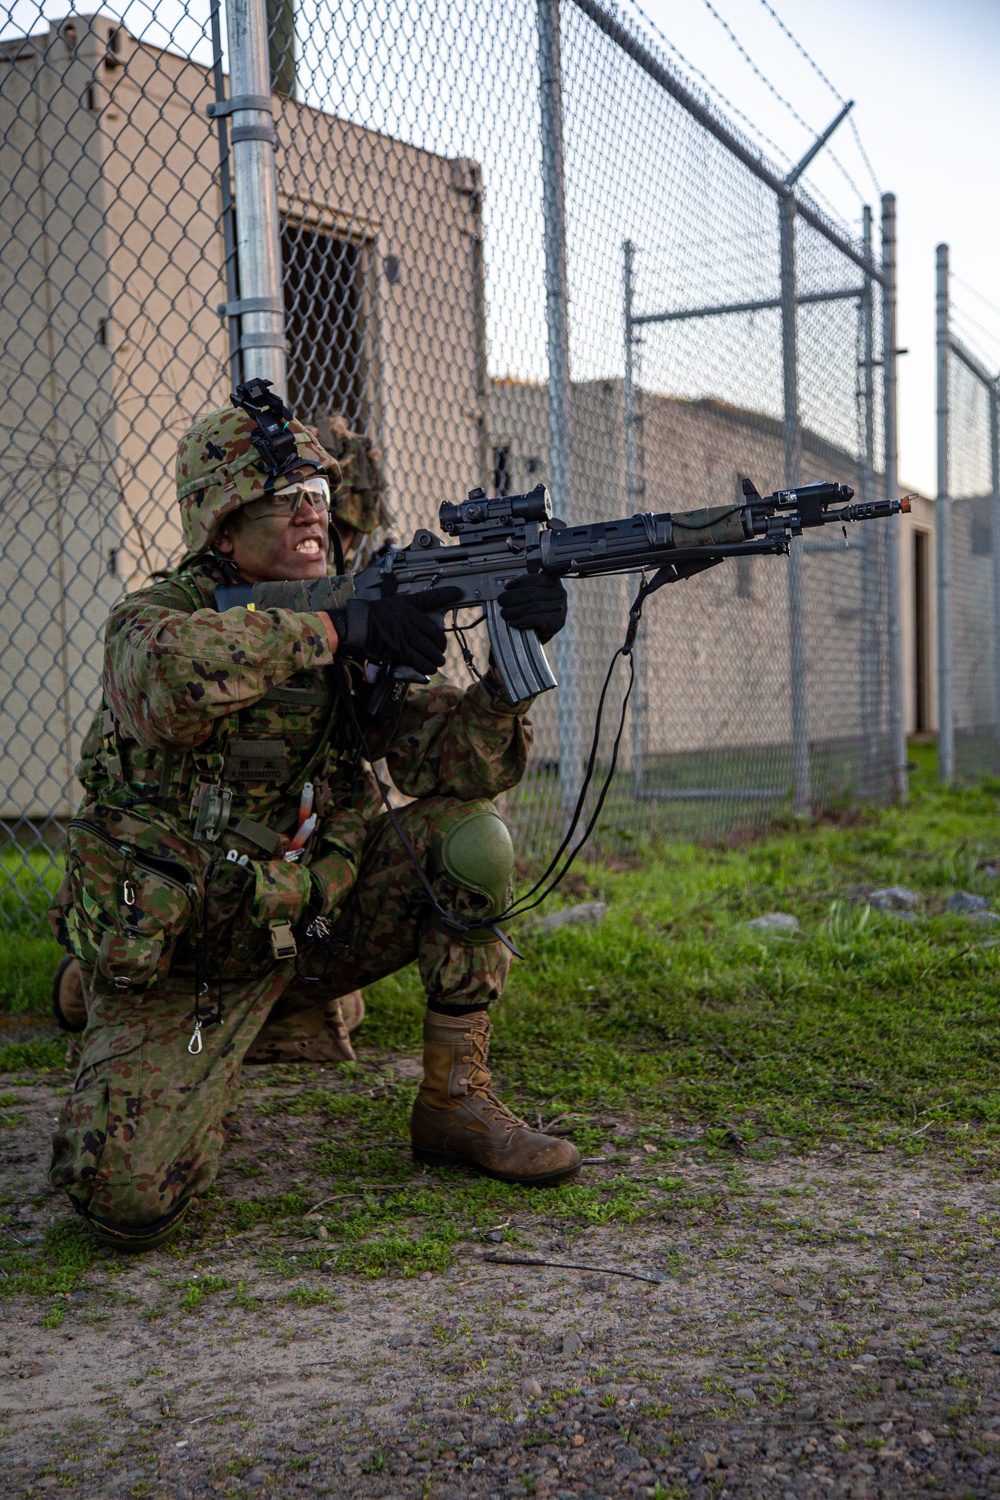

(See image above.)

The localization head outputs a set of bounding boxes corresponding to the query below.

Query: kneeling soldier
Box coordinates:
[49,394,579,1250]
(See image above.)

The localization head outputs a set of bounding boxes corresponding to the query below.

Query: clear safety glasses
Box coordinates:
[241,475,331,522]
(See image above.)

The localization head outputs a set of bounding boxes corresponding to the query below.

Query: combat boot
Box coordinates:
[411,1010,581,1186]
[51,955,87,1033]
[244,988,364,1064]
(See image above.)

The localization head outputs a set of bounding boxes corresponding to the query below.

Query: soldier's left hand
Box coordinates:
[498,573,568,643]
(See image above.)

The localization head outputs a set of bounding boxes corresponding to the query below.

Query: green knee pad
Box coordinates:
[435,805,514,933]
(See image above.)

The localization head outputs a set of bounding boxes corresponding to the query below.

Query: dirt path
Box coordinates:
[3,1062,1000,1500]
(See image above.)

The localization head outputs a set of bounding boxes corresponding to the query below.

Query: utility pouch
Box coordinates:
[251,858,312,941]
[191,782,232,842]
[65,816,199,996]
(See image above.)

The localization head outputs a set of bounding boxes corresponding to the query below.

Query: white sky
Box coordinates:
[638,0,1000,497]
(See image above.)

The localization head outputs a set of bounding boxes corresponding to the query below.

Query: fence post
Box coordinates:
[858,205,880,795]
[623,238,645,793]
[779,194,810,815]
[880,194,908,802]
[935,241,952,783]
[537,0,581,815]
[990,375,1000,768]
[223,0,287,393]
[209,0,241,390]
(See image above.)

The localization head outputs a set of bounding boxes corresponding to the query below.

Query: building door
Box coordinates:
[914,529,930,733]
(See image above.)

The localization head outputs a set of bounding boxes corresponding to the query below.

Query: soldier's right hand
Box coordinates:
[329,587,462,675]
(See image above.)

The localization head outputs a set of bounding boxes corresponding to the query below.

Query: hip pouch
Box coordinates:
[65,814,201,997]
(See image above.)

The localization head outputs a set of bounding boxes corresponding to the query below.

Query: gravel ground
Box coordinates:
[3,1067,1000,1499]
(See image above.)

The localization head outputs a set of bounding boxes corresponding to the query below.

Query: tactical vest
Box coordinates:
[59,566,373,997]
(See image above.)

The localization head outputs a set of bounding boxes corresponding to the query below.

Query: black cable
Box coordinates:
[327,575,660,952]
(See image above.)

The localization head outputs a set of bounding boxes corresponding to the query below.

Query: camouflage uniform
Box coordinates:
[49,406,540,1247]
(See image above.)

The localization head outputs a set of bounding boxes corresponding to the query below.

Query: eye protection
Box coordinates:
[240,475,331,522]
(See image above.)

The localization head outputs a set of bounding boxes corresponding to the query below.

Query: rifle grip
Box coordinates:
[485,599,558,703]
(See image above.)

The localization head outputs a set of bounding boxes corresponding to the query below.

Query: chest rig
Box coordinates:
[93,565,353,856]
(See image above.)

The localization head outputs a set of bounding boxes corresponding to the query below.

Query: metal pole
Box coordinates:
[209,0,241,390]
[881,194,908,801]
[537,0,580,815]
[858,205,879,796]
[990,379,1000,769]
[225,0,287,393]
[936,241,952,783]
[623,239,644,793]
[780,195,810,814]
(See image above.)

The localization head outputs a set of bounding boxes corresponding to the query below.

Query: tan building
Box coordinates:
[0,13,485,819]
[490,377,938,789]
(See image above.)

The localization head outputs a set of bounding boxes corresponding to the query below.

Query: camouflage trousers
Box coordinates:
[49,795,511,1236]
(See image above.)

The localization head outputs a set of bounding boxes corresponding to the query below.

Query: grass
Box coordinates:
[3,740,1000,1293]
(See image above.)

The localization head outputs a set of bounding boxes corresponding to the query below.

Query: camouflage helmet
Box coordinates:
[175,405,342,555]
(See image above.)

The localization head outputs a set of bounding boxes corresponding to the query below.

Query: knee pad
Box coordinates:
[435,804,515,921]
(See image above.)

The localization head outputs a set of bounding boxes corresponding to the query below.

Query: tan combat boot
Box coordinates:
[244,989,365,1064]
[411,1010,581,1186]
[51,955,87,1033]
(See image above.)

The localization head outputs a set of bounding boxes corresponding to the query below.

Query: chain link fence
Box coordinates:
[1,0,905,929]
[935,245,1000,785]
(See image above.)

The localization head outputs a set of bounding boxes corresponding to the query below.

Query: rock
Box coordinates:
[614,1448,646,1475]
[562,1330,584,1356]
[745,912,799,934]
[388,1334,412,1349]
[533,902,607,934]
[243,1469,269,1486]
[947,891,991,915]
[869,885,920,911]
[733,1386,756,1402]
[971,910,1000,925]
[521,1379,543,1399]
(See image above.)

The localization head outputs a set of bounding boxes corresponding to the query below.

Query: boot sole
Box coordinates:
[412,1145,581,1187]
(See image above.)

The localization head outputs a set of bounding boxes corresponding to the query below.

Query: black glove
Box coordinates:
[329,586,462,675]
[498,573,568,644]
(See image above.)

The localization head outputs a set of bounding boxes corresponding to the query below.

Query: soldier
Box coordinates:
[48,392,579,1251]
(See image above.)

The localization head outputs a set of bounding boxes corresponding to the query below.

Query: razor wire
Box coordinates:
[0,0,901,929]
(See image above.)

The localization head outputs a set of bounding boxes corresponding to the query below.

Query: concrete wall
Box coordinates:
[488,379,917,775]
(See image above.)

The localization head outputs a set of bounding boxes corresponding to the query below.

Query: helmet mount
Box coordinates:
[230,379,322,492]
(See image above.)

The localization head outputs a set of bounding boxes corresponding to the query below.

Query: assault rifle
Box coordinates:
[241,477,908,705]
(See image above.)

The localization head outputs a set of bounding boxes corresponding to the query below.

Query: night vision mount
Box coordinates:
[230,378,321,491]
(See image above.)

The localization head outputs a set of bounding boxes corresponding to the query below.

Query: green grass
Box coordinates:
[352,742,1000,1149]
[4,742,1000,1286]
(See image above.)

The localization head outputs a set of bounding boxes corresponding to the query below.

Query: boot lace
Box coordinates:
[462,1023,530,1133]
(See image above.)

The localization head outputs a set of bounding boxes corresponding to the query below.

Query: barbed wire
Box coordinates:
[693,0,867,206]
[624,0,862,233]
[754,0,881,198]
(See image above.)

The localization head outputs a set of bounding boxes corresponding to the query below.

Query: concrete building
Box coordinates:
[490,376,939,794]
[0,13,485,819]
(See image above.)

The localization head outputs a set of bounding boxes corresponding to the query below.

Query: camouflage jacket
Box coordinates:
[62,556,533,990]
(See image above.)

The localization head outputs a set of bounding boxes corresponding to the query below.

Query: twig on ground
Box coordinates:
[482,1250,665,1284]
[704,1035,741,1068]
[305,1184,415,1214]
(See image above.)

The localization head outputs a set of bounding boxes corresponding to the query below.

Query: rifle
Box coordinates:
[242,476,908,706]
